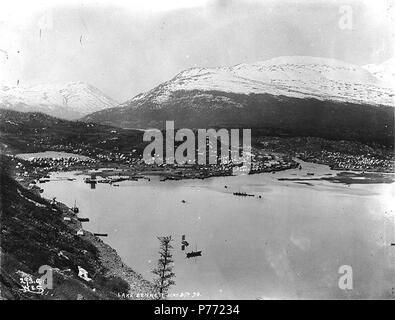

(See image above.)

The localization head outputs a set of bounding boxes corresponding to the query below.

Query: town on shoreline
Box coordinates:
[1,132,394,300]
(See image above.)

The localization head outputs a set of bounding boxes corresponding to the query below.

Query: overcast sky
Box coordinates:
[0,0,394,102]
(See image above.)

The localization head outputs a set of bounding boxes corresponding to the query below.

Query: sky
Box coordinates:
[0,0,394,102]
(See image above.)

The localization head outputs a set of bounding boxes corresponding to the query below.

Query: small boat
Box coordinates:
[181,200,186,203]
[182,236,202,259]
[77,218,89,222]
[233,192,254,197]
[72,200,79,213]
[94,233,108,237]
[186,250,202,258]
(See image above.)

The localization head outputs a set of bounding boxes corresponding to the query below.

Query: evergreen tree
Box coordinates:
[152,236,175,299]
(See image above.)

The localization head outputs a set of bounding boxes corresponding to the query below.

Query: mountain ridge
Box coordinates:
[123,55,395,108]
[0,81,118,120]
[83,56,394,146]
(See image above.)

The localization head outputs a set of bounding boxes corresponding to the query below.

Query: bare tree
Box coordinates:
[152,236,175,299]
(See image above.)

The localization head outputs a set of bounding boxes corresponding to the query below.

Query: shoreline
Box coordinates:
[4,152,394,300]
[34,157,395,300]
[31,159,395,188]
[38,196,156,299]
[0,153,156,300]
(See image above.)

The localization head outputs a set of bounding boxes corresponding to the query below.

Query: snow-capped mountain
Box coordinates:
[128,56,394,107]
[83,56,394,146]
[0,82,118,120]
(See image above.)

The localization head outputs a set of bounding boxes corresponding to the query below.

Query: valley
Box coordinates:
[1,55,394,300]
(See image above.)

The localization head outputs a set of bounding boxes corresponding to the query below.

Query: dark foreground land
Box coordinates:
[0,156,154,300]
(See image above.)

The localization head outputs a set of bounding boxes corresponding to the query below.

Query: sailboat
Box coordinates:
[182,235,202,259]
[72,200,79,213]
[186,243,202,259]
[186,249,202,258]
[94,219,108,237]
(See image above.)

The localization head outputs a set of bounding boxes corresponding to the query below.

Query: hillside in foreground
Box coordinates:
[0,155,154,299]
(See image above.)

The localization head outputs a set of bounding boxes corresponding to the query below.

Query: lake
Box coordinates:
[40,160,395,299]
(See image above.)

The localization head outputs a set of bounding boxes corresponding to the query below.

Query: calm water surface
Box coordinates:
[41,161,395,299]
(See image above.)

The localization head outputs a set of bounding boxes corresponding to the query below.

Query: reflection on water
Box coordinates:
[41,161,395,299]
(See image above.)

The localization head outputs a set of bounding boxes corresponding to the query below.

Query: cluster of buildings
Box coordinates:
[21,156,97,171]
[299,150,394,172]
[250,151,297,173]
[43,143,142,165]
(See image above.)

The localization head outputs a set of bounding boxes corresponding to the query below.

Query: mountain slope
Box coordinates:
[0,109,145,156]
[363,58,395,88]
[129,56,394,107]
[0,82,118,120]
[0,155,154,300]
[84,56,394,146]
